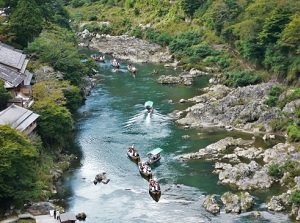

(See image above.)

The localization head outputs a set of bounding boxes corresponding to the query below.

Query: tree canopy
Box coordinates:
[0,125,39,206]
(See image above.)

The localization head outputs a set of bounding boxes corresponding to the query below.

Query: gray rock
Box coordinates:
[203,194,220,214]
[221,191,254,213]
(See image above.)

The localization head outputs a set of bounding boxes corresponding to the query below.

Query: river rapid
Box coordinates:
[57,53,293,223]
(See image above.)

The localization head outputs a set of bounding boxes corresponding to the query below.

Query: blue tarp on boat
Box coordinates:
[147,148,163,156]
[144,101,153,108]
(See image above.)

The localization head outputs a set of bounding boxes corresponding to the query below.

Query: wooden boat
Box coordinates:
[91,54,105,62]
[146,147,163,165]
[138,162,152,178]
[144,101,154,113]
[149,178,161,202]
[127,64,137,75]
[149,178,161,194]
[127,145,140,162]
[110,59,120,69]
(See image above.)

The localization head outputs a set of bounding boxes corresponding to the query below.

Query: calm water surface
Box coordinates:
[57,54,293,223]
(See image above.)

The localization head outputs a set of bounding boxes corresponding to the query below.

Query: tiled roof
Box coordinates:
[0,42,26,70]
[0,104,39,132]
[0,64,26,88]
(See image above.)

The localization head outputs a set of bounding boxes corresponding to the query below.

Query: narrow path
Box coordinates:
[0,214,60,223]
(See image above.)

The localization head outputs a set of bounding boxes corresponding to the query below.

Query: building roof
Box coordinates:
[0,42,26,70]
[59,213,77,222]
[0,64,26,88]
[0,104,39,132]
[24,70,33,85]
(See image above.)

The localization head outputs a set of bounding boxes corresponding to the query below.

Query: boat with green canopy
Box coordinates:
[144,101,154,113]
[146,147,163,165]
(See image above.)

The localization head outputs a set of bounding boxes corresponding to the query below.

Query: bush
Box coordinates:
[268,163,284,179]
[224,70,262,87]
[287,124,300,142]
[71,0,85,8]
[264,96,278,107]
[269,118,291,132]
[88,14,97,21]
[289,190,300,205]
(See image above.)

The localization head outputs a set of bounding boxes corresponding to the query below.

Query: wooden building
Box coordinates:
[0,104,39,136]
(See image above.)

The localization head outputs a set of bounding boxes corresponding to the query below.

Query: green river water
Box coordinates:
[57,51,293,223]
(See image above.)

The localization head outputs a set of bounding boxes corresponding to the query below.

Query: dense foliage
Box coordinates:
[0,125,39,206]
[62,0,300,85]
[0,0,70,47]
[0,80,12,110]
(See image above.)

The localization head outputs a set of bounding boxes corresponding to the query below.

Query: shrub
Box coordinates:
[264,86,282,107]
[269,118,291,132]
[88,14,97,21]
[224,70,262,87]
[264,96,278,107]
[71,0,85,8]
[289,190,300,205]
[131,26,143,38]
[287,124,300,142]
[268,163,284,179]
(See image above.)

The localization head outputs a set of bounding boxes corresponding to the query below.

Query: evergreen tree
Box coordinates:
[9,0,43,47]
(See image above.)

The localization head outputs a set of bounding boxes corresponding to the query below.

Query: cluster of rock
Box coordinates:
[203,192,254,214]
[157,69,209,86]
[77,29,173,63]
[93,172,110,185]
[178,135,300,218]
[164,69,300,219]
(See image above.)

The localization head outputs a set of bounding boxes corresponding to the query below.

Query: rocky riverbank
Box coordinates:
[77,29,173,64]
[165,71,300,220]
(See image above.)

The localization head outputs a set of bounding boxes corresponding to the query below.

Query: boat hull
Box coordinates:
[127,152,140,162]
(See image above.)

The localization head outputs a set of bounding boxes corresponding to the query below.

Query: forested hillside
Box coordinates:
[66,0,300,85]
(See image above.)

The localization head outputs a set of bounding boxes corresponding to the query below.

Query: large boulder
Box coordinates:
[221,191,254,213]
[203,194,220,214]
[94,172,110,185]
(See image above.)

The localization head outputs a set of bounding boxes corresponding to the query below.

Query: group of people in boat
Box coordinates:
[127,64,137,74]
[128,145,139,158]
[91,54,105,62]
[148,153,160,162]
[149,179,160,192]
[139,162,152,175]
[111,58,120,69]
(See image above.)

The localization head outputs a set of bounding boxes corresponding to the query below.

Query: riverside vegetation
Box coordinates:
[0,0,300,220]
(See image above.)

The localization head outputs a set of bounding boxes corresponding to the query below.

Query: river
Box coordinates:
[57,54,293,223]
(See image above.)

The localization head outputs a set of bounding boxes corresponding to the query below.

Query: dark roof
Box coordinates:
[60,213,77,222]
[24,70,33,85]
[0,64,26,88]
[0,42,26,70]
[0,104,39,132]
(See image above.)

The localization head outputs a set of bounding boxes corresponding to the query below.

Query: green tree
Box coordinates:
[279,15,300,54]
[181,0,203,18]
[32,100,74,145]
[9,0,43,47]
[0,81,12,110]
[26,25,87,86]
[62,84,83,113]
[258,7,291,46]
[0,125,39,206]
[32,80,67,106]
